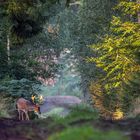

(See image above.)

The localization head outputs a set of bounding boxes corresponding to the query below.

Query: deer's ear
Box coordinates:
[39,95,43,101]
[31,95,36,102]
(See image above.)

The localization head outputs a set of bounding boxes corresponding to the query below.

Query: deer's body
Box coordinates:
[16,98,40,120]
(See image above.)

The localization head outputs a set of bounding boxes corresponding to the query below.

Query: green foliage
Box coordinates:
[52,104,99,126]
[0,43,37,80]
[89,16,140,93]
[88,1,140,113]
[0,0,64,80]
[36,104,99,134]
[74,0,115,100]
[0,78,42,117]
[0,43,8,79]
[48,126,129,140]
[123,72,140,112]
[0,78,41,99]
[1,0,68,43]
[55,0,116,102]
[0,94,13,118]
[7,0,46,40]
[0,0,78,81]
[116,0,140,16]
[0,3,9,79]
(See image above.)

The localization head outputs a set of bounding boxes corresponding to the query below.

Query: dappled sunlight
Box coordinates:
[112,109,124,120]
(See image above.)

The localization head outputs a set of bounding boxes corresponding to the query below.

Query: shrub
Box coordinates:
[0,92,14,118]
[50,104,99,127]
[0,78,41,99]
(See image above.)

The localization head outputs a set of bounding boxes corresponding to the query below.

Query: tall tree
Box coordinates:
[88,0,140,113]
[75,0,115,102]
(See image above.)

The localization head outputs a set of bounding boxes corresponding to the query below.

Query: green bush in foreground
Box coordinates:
[48,126,129,140]
[50,104,99,126]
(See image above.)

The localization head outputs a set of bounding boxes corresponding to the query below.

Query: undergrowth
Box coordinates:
[49,104,99,127]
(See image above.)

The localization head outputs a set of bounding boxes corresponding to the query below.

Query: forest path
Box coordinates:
[0,117,140,140]
[0,118,47,140]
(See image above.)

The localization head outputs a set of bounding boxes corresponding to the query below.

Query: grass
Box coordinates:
[45,105,130,140]
[32,104,99,136]
[48,126,129,140]
[49,104,99,127]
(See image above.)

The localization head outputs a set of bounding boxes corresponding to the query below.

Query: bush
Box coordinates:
[0,78,41,99]
[0,93,14,118]
[50,104,99,127]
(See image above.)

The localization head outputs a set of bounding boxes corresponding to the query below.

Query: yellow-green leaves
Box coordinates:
[115,0,140,16]
[88,13,140,94]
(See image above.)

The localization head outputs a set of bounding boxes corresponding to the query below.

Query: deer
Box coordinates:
[16,97,41,121]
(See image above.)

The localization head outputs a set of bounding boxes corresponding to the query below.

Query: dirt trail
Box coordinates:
[0,118,140,140]
[0,118,45,140]
[96,119,140,140]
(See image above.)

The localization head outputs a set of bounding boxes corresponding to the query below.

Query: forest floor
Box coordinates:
[0,117,140,140]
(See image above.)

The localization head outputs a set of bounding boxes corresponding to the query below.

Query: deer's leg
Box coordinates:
[21,111,24,121]
[18,109,21,120]
[25,111,29,120]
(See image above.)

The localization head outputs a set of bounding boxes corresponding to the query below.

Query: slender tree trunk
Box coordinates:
[7,33,10,62]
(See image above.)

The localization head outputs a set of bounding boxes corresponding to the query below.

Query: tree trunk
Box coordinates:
[7,33,10,62]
